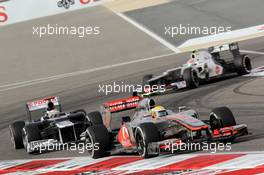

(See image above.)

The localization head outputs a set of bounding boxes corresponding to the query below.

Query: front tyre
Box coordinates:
[22,124,41,153]
[135,123,159,158]
[183,68,199,88]
[210,106,236,130]
[85,125,110,159]
[9,121,25,149]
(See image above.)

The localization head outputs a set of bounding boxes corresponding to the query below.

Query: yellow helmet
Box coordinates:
[151,106,167,119]
[152,106,165,112]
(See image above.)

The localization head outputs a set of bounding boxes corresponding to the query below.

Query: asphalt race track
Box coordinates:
[126,0,264,46]
[0,0,264,161]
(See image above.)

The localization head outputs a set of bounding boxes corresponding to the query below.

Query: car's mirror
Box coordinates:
[178,106,191,112]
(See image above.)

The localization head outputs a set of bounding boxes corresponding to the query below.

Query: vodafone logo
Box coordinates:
[0,6,8,23]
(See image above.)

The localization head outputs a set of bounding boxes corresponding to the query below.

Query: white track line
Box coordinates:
[0,52,176,92]
[240,50,264,55]
[116,12,180,53]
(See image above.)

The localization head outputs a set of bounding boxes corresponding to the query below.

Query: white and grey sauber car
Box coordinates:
[141,42,252,96]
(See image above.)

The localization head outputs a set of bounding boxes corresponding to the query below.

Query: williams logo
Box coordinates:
[57,0,75,9]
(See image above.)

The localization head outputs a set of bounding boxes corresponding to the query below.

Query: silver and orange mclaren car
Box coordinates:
[81,95,248,158]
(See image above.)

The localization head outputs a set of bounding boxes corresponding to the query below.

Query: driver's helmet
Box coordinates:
[46,101,59,118]
[187,50,197,65]
[191,50,197,58]
[151,106,168,119]
[47,101,55,111]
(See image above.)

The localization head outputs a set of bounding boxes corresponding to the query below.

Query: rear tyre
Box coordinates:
[183,68,199,89]
[135,123,159,158]
[234,55,252,75]
[9,121,25,149]
[210,106,236,130]
[85,125,110,159]
[204,64,210,81]
[87,111,103,126]
[22,123,41,153]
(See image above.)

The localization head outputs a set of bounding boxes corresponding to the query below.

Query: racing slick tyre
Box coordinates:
[183,68,199,89]
[9,121,25,149]
[209,106,236,130]
[85,125,110,159]
[142,74,153,85]
[204,64,210,81]
[22,123,41,153]
[135,122,160,158]
[87,111,103,126]
[234,55,252,75]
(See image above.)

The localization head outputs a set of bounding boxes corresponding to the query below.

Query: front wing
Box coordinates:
[145,124,248,155]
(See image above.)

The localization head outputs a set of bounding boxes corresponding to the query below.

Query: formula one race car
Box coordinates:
[80,96,248,159]
[140,42,252,96]
[9,96,89,153]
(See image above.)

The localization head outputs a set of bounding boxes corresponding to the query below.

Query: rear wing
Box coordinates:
[208,42,241,58]
[26,96,61,121]
[26,96,60,112]
[102,96,140,113]
[208,44,230,53]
